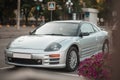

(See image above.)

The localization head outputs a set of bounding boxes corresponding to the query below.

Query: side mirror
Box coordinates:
[29,31,33,35]
[79,32,90,37]
[29,29,36,35]
[100,28,105,31]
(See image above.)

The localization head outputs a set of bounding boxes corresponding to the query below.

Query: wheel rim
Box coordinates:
[69,50,78,69]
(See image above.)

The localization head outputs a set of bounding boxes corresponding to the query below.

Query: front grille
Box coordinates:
[50,58,59,61]
[49,58,60,64]
[8,57,42,65]
[49,62,59,64]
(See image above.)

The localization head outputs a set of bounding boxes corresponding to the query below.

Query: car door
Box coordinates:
[79,22,97,58]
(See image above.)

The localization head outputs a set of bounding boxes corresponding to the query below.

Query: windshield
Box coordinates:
[34,22,79,36]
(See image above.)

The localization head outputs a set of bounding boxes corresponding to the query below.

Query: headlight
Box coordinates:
[45,42,61,51]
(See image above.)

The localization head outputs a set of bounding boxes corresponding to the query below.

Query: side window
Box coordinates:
[80,23,95,33]
[91,24,100,32]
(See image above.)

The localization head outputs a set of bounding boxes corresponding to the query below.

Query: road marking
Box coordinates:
[0,66,14,70]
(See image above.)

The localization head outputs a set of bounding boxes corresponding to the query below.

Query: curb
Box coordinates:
[0,25,36,28]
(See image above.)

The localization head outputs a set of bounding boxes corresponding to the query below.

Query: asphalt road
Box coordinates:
[0,26,83,80]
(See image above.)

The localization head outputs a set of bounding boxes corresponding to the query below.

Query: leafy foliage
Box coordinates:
[77,53,111,80]
[0,0,17,24]
[21,0,35,24]
[0,0,112,24]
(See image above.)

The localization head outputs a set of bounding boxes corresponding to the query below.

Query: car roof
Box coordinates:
[50,20,85,24]
[47,20,95,26]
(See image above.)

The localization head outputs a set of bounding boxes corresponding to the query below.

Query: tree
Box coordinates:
[0,0,17,24]
[112,0,120,79]
[21,0,35,25]
[38,0,66,21]
[0,0,111,24]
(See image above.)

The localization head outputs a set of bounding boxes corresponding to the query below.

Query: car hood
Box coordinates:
[10,35,72,50]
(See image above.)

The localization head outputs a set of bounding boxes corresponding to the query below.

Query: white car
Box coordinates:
[5,20,109,71]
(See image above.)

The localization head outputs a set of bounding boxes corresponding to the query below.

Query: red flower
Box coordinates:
[77,53,110,80]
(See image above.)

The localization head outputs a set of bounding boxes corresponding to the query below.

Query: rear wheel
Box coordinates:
[65,47,79,72]
[102,40,109,58]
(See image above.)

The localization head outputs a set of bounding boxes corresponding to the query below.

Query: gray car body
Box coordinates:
[5,20,108,68]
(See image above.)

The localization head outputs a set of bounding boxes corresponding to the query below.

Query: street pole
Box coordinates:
[51,10,53,21]
[66,0,73,20]
[48,1,56,21]
[17,0,20,30]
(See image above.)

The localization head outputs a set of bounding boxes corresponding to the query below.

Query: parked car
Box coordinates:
[5,20,109,71]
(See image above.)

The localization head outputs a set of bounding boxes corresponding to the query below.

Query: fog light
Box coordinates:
[49,54,60,58]
[37,59,42,63]
[8,57,12,61]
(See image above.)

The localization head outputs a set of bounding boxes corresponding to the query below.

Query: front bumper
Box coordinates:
[5,48,67,68]
[6,62,66,68]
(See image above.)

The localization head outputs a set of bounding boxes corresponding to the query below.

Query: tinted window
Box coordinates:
[80,23,95,33]
[34,22,79,36]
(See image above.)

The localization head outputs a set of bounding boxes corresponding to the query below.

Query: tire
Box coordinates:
[65,47,79,72]
[102,40,109,58]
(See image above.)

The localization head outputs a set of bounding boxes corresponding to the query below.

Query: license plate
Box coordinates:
[13,53,31,59]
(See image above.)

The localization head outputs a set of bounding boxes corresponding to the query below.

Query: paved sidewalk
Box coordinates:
[0,26,34,39]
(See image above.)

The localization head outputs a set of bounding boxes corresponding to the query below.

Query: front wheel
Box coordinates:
[65,47,79,72]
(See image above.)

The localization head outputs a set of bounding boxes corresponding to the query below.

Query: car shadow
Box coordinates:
[3,66,77,74]
[0,66,78,80]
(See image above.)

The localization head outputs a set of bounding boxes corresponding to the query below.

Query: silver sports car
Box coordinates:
[5,20,109,71]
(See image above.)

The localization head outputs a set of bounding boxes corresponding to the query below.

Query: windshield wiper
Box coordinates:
[44,33,65,36]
